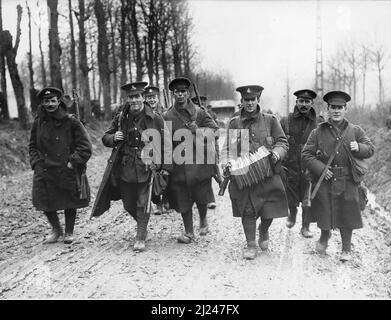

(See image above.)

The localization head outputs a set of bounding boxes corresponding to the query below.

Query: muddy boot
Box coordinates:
[134,207,150,252]
[207,202,216,209]
[243,241,257,260]
[315,230,331,254]
[198,204,209,236]
[286,207,297,229]
[43,212,63,244]
[177,210,195,244]
[300,224,313,238]
[64,209,76,244]
[339,228,352,262]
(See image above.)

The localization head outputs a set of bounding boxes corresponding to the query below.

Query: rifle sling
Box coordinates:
[310,125,349,200]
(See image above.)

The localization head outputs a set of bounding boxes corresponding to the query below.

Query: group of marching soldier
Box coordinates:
[28,76,374,262]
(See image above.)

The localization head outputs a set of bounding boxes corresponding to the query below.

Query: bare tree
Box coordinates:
[359,45,370,107]
[68,0,77,90]
[369,43,389,105]
[0,0,9,120]
[342,41,360,107]
[94,0,111,119]
[119,0,127,86]
[156,0,171,90]
[35,1,47,88]
[128,0,144,81]
[75,0,92,123]
[108,1,118,103]
[47,0,63,91]
[2,5,29,129]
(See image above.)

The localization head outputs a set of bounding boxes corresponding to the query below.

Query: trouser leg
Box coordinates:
[136,207,150,241]
[241,205,256,244]
[181,210,194,236]
[316,229,331,253]
[300,207,313,238]
[286,205,297,228]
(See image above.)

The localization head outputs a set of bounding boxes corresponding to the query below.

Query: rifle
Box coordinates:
[192,82,222,184]
[163,88,169,110]
[218,165,231,196]
[72,89,89,200]
[305,126,349,205]
[145,169,154,215]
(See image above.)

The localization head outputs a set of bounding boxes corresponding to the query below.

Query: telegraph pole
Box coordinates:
[315,0,324,116]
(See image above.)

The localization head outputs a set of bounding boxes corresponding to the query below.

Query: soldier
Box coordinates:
[91,81,172,252]
[280,89,323,238]
[28,87,92,244]
[221,85,289,260]
[144,85,166,215]
[191,95,218,210]
[302,91,374,262]
[144,85,165,115]
[163,77,219,243]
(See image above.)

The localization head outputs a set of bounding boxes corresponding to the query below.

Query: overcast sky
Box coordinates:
[2,0,391,116]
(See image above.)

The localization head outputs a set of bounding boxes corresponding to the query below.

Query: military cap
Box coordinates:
[121,81,148,95]
[37,87,63,100]
[144,85,160,97]
[168,77,191,91]
[236,85,264,99]
[294,89,317,100]
[323,90,351,106]
[190,95,207,104]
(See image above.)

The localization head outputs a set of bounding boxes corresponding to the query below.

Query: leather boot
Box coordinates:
[43,212,63,244]
[134,207,150,251]
[177,210,195,244]
[300,208,313,238]
[286,207,297,229]
[315,230,331,254]
[64,209,76,244]
[243,241,257,260]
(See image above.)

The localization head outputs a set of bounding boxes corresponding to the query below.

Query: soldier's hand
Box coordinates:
[149,162,158,171]
[324,169,334,181]
[67,162,73,169]
[350,141,359,152]
[114,131,124,142]
[222,162,232,174]
[160,169,170,176]
[271,151,280,164]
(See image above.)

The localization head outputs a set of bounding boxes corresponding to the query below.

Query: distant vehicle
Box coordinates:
[209,99,237,126]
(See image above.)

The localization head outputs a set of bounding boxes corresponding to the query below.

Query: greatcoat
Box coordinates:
[29,103,92,212]
[301,119,374,230]
[222,106,289,218]
[91,103,172,218]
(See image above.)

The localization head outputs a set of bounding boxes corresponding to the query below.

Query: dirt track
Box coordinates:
[1,148,390,299]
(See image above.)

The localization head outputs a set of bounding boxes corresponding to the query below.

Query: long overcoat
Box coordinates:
[301,119,374,230]
[222,106,289,218]
[163,101,219,210]
[91,103,172,218]
[280,106,323,208]
[28,104,92,212]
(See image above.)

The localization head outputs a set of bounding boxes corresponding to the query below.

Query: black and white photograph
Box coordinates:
[0,0,390,302]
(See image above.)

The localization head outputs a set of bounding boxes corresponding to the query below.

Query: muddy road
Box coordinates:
[1,148,390,299]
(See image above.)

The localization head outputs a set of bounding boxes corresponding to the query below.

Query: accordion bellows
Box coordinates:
[230,146,273,189]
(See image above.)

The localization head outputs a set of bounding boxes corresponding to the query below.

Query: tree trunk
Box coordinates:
[94,0,111,120]
[129,0,143,81]
[68,0,77,91]
[154,32,159,85]
[26,2,39,115]
[120,0,127,86]
[89,32,96,100]
[0,0,10,120]
[3,6,29,129]
[47,0,63,91]
[108,2,118,103]
[78,0,91,123]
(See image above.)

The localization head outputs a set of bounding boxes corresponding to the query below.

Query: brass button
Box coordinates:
[44,153,48,157]
[55,137,59,141]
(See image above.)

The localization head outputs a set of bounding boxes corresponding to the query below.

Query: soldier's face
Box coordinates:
[241,97,258,113]
[127,93,144,113]
[296,98,313,113]
[328,104,347,122]
[42,96,60,113]
[145,94,158,108]
[173,89,190,104]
